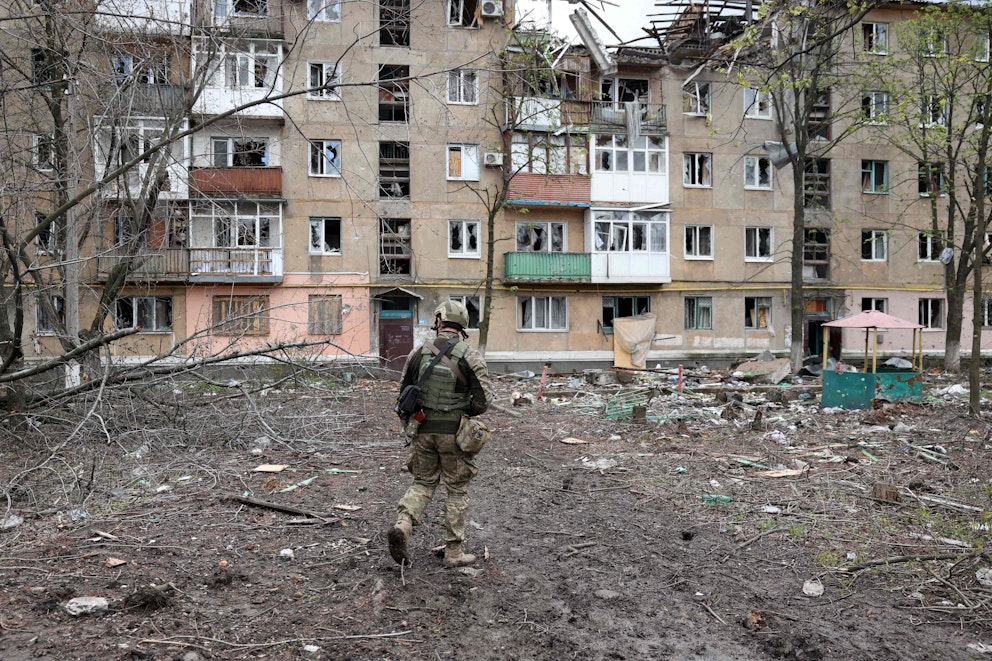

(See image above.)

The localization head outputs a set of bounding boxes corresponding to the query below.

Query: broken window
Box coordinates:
[309,217,341,254]
[448,0,478,27]
[803,228,830,280]
[862,297,887,313]
[810,89,831,140]
[446,144,480,181]
[379,142,410,197]
[378,65,409,121]
[601,78,648,105]
[684,225,713,259]
[682,82,710,115]
[308,62,341,99]
[515,221,565,252]
[512,132,588,175]
[379,218,411,275]
[745,227,773,261]
[448,69,478,104]
[918,231,944,262]
[982,296,992,327]
[36,294,65,334]
[744,156,772,189]
[683,152,712,187]
[862,91,889,123]
[212,137,268,167]
[225,44,278,89]
[862,22,888,54]
[744,88,772,119]
[861,160,888,193]
[922,94,947,127]
[804,159,830,209]
[602,296,650,331]
[448,219,479,257]
[918,162,944,196]
[918,298,943,329]
[309,139,341,176]
[379,0,410,47]
[684,297,712,331]
[34,134,55,172]
[594,210,666,253]
[449,295,481,328]
[308,0,340,21]
[744,297,771,329]
[115,296,173,332]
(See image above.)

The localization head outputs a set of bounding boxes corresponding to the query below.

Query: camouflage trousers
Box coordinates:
[396,432,478,544]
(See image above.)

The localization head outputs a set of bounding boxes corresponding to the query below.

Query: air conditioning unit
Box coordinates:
[480,0,503,18]
[483,151,503,167]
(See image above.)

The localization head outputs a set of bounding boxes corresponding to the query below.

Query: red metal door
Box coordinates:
[379,317,413,371]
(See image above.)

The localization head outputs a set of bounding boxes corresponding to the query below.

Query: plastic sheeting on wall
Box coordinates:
[613,313,657,369]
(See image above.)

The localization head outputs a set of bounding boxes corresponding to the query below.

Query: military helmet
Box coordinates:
[434,300,470,328]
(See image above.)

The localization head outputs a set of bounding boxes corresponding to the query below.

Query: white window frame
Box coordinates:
[862,91,889,124]
[211,137,269,168]
[683,152,712,187]
[863,22,889,55]
[308,62,341,100]
[309,216,341,255]
[682,82,710,115]
[921,27,947,57]
[919,298,943,329]
[115,296,173,333]
[684,296,713,330]
[684,225,713,260]
[593,210,668,254]
[308,0,340,21]
[447,69,478,105]
[744,155,772,190]
[447,0,478,28]
[745,227,773,261]
[917,231,944,262]
[861,229,888,262]
[36,294,65,335]
[515,221,566,252]
[744,88,772,119]
[922,94,947,127]
[446,143,480,181]
[309,139,341,177]
[448,219,480,258]
[34,133,55,172]
[977,34,990,62]
[594,135,666,174]
[862,297,887,313]
[223,43,278,89]
[518,295,568,331]
[450,294,481,329]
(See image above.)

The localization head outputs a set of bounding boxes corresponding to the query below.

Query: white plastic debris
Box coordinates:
[303,645,321,654]
[0,513,23,529]
[279,548,295,560]
[64,596,110,616]
[802,579,825,597]
[977,567,992,588]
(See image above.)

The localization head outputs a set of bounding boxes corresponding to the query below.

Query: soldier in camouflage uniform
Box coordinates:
[388,300,493,568]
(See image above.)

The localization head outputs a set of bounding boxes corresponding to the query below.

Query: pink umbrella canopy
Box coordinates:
[823,309,923,330]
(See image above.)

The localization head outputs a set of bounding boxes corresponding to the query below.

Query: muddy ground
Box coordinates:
[1,365,991,660]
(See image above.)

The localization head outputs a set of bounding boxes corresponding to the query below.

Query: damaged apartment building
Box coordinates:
[4,0,990,378]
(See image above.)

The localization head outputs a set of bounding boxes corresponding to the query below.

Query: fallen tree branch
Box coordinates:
[229,495,339,525]
[720,526,787,563]
[838,550,987,572]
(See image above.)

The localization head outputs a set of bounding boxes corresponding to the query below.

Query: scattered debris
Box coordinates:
[64,596,110,616]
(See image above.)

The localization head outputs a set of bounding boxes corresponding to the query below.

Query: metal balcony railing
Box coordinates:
[504,252,592,283]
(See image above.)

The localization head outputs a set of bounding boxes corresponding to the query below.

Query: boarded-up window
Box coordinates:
[213,295,269,335]
[308,295,343,335]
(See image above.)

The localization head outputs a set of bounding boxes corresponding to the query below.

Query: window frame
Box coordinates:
[683,225,714,260]
[744,87,772,119]
[861,159,889,194]
[518,295,567,332]
[379,141,410,197]
[684,296,713,331]
[446,143,481,181]
[918,297,944,329]
[744,296,772,329]
[307,61,341,100]
[601,295,651,332]
[862,90,889,124]
[447,0,479,28]
[803,158,831,209]
[861,229,888,262]
[212,137,269,168]
[36,294,65,335]
[683,152,713,188]
[447,69,479,105]
[515,221,566,252]
[593,209,668,255]
[114,296,174,333]
[982,295,992,327]
[34,133,55,172]
[862,22,889,55]
[448,219,480,258]
[308,0,340,21]
[309,139,342,177]
[223,42,278,90]
[743,155,773,190]
[745,226,774,262]
[594,134,666,174]
[861,297,887,313]
[309,216,342,255]
[917,231,945,262]
[918,162,945,197]
[922,94,947,127]
[682,81,711,115]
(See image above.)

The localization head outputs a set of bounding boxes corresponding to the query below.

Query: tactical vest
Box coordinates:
[416,340,471,413]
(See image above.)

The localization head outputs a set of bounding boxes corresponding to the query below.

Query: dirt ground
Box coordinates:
[1,365,991,661]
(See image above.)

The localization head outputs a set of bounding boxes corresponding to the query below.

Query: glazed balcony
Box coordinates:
[507,173,590,207]
[509,97,667,134]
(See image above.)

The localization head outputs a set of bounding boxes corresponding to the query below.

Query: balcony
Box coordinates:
[190,167,282,196]
[107,84,188,116]
[95,248,190,281]
[590,102,667,135]
[507,173,590,207]
[189,248,283,282]
[94,247,282,283]
[503,252,591,283]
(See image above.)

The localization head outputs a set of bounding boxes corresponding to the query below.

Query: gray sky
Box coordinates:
[515,0,662,46]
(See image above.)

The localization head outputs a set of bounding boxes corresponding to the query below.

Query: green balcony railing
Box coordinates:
[504,252,591,283]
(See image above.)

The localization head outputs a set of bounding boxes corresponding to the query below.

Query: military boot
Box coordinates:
[387,516,413,565]
[441,542,477,568]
